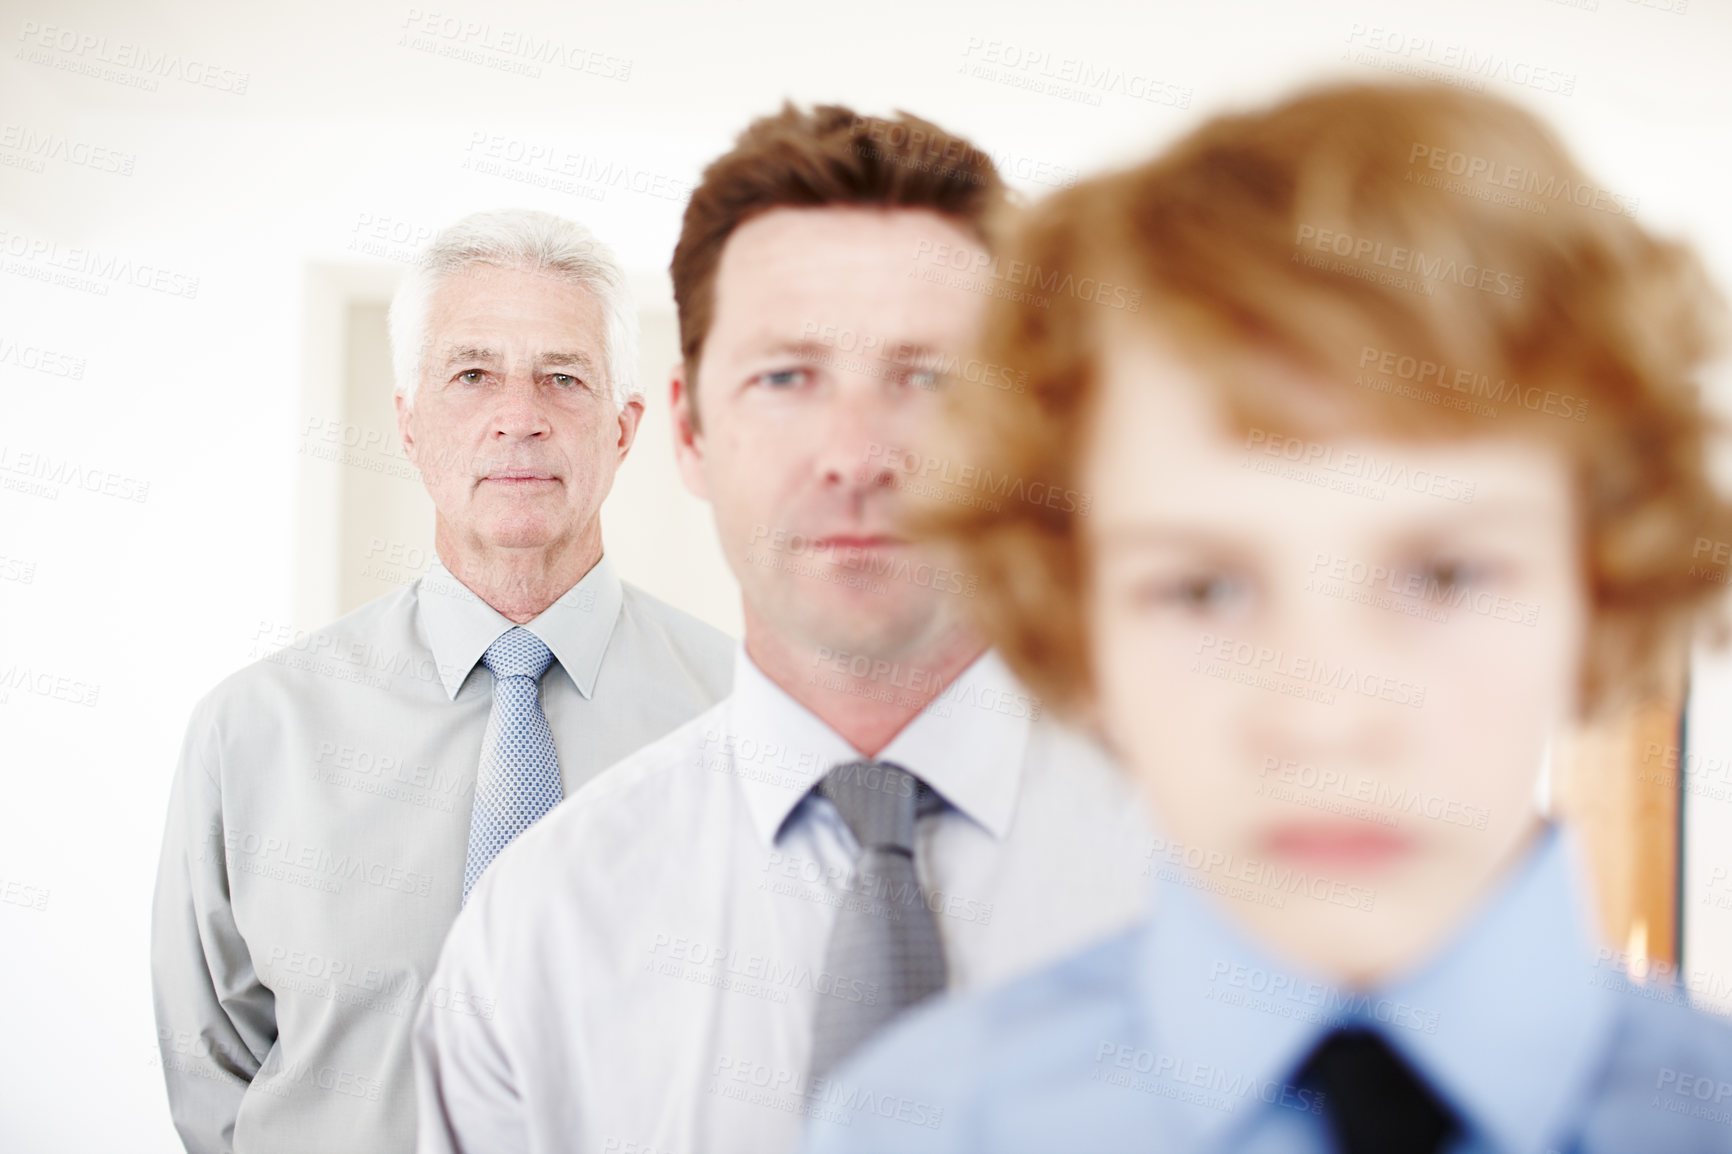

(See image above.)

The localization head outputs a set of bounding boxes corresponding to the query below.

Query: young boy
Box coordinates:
[797,81,1732,1153]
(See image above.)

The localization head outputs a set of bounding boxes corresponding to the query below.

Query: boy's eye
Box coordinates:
[1139,573,1251,612]
[1415,558,1483,594]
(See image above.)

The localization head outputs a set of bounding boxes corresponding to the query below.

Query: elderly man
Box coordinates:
[413,107,1153,1154]
[151,209,733,1154]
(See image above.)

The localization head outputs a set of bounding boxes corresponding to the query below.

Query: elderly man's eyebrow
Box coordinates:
[537,350,598,372]
[442,346,502,367]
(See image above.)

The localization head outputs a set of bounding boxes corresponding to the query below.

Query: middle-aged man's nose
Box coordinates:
[816,392,898,492]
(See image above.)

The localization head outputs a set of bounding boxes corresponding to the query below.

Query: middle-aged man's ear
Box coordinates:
[668,363,709,502]
[394,389,416,463]
[614,395,646,463]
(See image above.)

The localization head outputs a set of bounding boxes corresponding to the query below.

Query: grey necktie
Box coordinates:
[807,759,949,1079]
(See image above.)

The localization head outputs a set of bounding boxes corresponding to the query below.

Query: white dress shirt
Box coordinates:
[413,646,1154,1154]
[151,557,733,1154]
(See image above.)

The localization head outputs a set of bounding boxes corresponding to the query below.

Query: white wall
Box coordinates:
[2,0,1730,1149]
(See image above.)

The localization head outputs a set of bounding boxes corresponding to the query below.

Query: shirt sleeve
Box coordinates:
[149,696,277,1154]
[412,872,531,1154]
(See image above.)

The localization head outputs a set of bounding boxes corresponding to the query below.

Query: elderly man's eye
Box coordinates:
[456,370,486,385]
[550,373,581,388]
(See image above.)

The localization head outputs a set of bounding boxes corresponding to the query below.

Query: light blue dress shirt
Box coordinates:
[798,823,1732,1152]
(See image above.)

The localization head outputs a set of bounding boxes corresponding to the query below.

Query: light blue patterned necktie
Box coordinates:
[462,626,563,904]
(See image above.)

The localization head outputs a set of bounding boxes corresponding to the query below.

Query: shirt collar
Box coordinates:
[1380,823,1618,1154]
[416,555,624,701]
[1134,821,1618,1152]
[726,647,1033,848]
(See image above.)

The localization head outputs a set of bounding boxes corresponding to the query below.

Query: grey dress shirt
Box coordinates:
[151,557,734,1154]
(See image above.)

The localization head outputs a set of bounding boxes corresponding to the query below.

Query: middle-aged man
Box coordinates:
[413,106,1154,1154]
[151,209,734,1154]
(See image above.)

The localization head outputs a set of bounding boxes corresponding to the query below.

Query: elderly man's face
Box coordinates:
[395,264,642,562]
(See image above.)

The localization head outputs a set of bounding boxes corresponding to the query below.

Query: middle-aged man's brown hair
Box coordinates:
[670,103,1006,428]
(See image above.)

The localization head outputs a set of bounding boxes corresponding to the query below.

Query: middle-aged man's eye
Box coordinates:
[758,367,809,390]
[904,368,942,392]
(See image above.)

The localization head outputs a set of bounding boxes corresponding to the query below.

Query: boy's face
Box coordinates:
[1081,328,1587,985]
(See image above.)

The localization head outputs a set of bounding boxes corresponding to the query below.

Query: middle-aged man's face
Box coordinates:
[1081,325,1588,986]
[396,263,643,561]
[676,207,988,661]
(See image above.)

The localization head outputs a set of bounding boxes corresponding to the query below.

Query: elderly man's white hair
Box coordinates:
[388,208,640,409]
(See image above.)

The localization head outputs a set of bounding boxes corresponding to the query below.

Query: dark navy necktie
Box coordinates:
[1296,1026,1462,1154]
